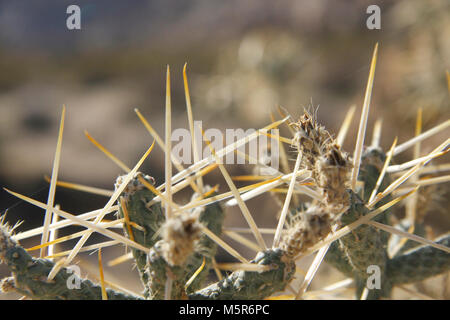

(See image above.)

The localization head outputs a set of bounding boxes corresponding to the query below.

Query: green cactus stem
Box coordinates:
[116,173,165,297]
[144,187,225,299]
[188,249,295,300]
[386,233,450,285]
[0,224,141,300]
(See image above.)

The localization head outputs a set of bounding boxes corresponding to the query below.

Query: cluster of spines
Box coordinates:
[116,171,226,299]
[290,109,352,212]
[0,223,17,262]
[0,223,140,300]
[279,110,353,258]
[280,206,332,258]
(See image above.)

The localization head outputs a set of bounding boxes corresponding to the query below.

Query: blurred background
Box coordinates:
[0,0,449,299]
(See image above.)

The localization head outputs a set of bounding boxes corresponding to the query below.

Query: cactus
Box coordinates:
[1,45,449,300]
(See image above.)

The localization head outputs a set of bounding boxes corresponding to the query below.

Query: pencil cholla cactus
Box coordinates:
[1,45,449,300]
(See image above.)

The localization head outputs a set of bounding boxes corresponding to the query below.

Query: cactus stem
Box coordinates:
[189,248,295,300]
[46,142,155,280]
[1,224,141,300]
[298,188,417,259]
[387,234,450,285]
[137,174,181,210]
[57,140,154,267]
